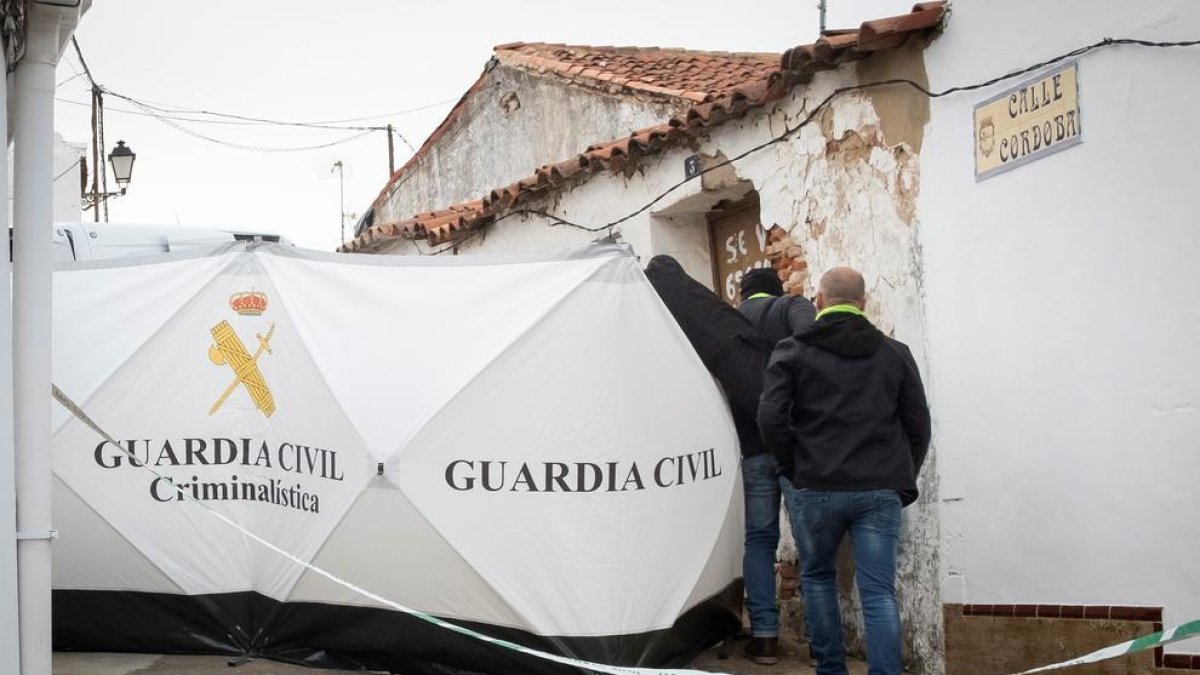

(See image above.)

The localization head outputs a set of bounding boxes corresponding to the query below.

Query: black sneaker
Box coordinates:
[744,637,778,665]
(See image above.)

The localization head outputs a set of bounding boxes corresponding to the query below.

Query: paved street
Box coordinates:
[690,638,869,675]
[53,642,867,675]
[53,653,352,675]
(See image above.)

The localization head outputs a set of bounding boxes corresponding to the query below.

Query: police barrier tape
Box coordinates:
[51,384,1200,675]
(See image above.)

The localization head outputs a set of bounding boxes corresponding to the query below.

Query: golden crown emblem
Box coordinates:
[229,291,268,316]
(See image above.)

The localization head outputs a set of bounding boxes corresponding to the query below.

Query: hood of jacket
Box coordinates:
[797,312,883,359]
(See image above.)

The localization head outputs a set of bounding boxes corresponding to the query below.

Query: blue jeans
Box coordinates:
[741,453,781,637]
[784,488,902,675]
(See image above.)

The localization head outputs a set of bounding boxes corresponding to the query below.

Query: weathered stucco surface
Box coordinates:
[730,49,939,672]
[380,46,942,673]
[376,65,683,224]
[856,40,931,154]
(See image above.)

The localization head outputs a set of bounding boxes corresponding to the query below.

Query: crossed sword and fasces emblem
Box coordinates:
[208,320,276,417]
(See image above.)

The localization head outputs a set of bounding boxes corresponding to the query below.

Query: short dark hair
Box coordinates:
[740,268,783,301]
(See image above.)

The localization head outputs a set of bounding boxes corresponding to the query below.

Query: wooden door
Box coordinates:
[707,196,771,306]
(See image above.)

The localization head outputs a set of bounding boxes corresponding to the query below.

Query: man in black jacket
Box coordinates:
[739,268,816,345]
[735,268,815,664]
[757,267,930,675]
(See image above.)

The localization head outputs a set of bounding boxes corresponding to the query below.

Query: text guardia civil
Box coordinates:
[92,439,723,513]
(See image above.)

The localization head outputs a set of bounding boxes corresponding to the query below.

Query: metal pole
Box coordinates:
[332,161,344,245]
[89,86,99,222]
[14,6,72,673]
[386,124,395,176]
[818,0,827,33]
[0,47,22,675]
[97,91,109,223]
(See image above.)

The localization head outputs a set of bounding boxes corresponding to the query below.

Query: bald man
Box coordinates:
[757,267,930,675]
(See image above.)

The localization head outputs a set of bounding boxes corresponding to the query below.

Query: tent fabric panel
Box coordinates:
[398,262,740,636]
[51,252,233,432]
[286,484,526,628]
[51,476,183,594]
[680,474,745,610]
[256,250,617,460]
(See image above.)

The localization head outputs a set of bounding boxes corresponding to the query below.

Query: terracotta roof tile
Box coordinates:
[857,1,946,51]
[494,43,781,104]
[345,2,945,253]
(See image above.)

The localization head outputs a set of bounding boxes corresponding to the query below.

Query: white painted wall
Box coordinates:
[648,212,715,290]
[920,0,1200,645]
[52,133,85,223]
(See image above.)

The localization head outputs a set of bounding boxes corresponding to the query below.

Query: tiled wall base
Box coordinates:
[945,604,1198,673]
[1164,655,1200,670]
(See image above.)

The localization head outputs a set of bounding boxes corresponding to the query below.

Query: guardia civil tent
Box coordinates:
[49,243,742,674]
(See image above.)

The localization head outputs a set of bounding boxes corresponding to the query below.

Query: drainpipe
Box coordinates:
[13,4,81,674]
[0,50,19,675]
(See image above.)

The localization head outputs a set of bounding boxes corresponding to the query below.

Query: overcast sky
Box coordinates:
[55,0,916,250]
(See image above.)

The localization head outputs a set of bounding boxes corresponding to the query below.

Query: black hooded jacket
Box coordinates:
[757,310,931,505]
[739,295,816,345]
[644,255,774,457]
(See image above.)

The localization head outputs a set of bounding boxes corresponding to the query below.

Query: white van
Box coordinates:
[46,222,293,262]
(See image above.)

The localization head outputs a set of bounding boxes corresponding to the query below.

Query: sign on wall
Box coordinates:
[708,198,772,305]
[974,61,1081,180]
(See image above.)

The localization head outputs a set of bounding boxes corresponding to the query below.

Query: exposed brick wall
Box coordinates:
[763,225,811,297]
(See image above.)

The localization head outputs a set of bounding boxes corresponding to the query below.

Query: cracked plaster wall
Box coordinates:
[726,48,940,674]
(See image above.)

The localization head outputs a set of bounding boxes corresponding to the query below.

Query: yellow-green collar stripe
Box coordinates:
[745,292,775,301]
[815,304,867,321]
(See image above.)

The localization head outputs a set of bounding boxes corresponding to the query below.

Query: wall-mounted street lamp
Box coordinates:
[83,140,136,213]
[108,140,135,189]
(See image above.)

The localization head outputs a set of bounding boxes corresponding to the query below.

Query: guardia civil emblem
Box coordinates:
[208,291,276,417]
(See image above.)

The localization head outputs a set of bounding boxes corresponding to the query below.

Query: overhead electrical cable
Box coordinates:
[391,127,416,153]
[56,97,355,127]
[102,90,389,131]
[56,72,86,89]
[101,90,467,125]
[120,96,377,153]
[69,37,97,87]
[65,37,437,156]
[53,158,82,183]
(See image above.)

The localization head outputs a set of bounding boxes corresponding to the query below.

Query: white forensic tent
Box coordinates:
[49,243,743,673]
